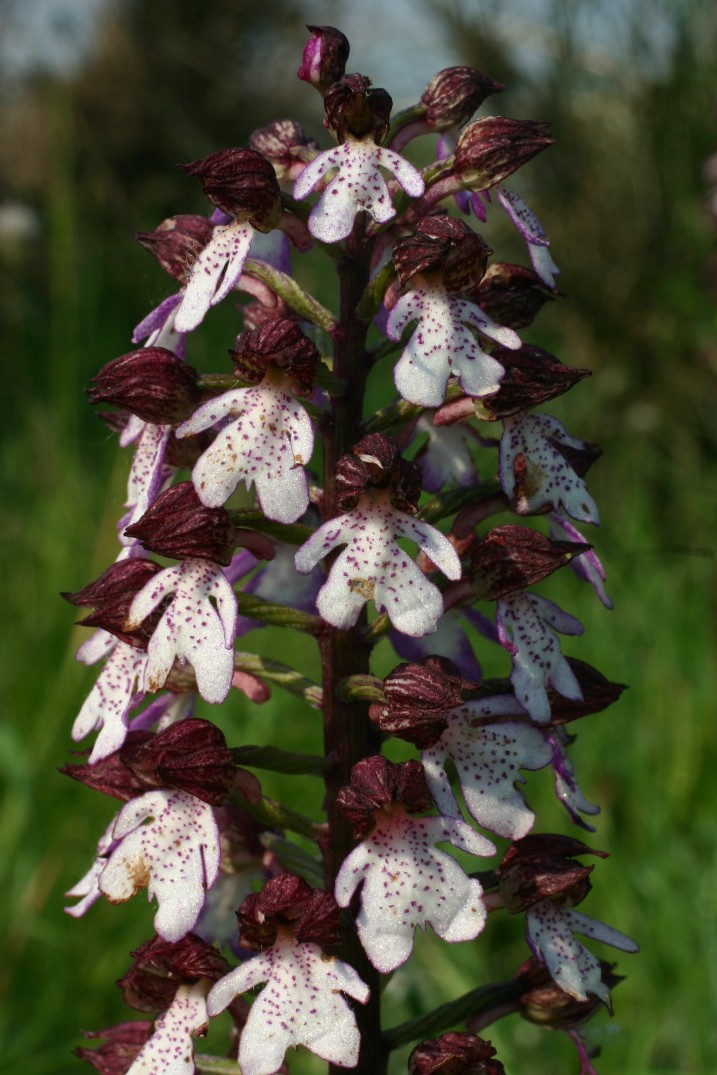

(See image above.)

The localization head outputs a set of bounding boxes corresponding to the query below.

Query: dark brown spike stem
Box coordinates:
[319,213,387,1075]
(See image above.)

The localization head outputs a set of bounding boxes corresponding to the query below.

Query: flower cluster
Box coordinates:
[63,24,635,1075]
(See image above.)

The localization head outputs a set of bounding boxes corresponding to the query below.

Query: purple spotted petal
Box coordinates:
[499,412,600,524]
[126,559,238,704]
[72,636,148,762]
[207,937,369,1075]
[132,293,183,345]
[176,383,313,523]
[544,726,600,831]
[126,981,209,1075]
[64,819,116,918]
[174,222,253,333]
[99,788,221,942]
[335,809,493,973]
[496,592,583,723]
[549,514,613,609]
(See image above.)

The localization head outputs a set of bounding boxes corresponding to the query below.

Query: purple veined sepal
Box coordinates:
[496,592,584,723]
[549,512,613,609]
[293,136,425,243]
[499,410,600,524]
[125,558,239,705]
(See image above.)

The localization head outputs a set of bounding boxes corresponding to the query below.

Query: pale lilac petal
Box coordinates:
[174,223,253,333]
[391,513,461,580]
[459,299,522,349]
[294,520,351,574]
[497,592,583,723]
[390,606,483,681]
[549,514,613,608]
[127,981,208,1075]
[76,628,116,666]
[546,727,601,830]
[100,788,221,942]
[72,640,148,762]
[126,565,182,630]
[495,184,560,288]
[335,809,492,973]
[375,145,425,196]
[248,228,291,273]
[292,145,343,200]
[132,293,183,345]
[500,412,600,525]
[119,412,146,449]
[122,423,173,544]
[414,414,482,493]
[208,940,368,1075]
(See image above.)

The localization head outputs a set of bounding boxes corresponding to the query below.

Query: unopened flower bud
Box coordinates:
[393,215,492,293]
[324,73,393,145]
[180,148,282,231]
[63,560,165,648]
[472,344,590,421]
[297,24,350,94]
[124,481,265,566]
[498,834,608,914]
[134,215,214,282]
[87,348,201,425]
[548,659,627,724]
[237,873,341,949]
[515,956,623,1028]
[377,657,472,748]
[409,1031,505,1075]
[335,433,422,512]
[249,119,319,182]
[470,262,557,329]
[337,756,433,837]
[469,525,592,601]
[230,317,319,396]
[75,1021,153,1075]
[454,117,554,192]
[118,933,228,1012]
[119,718,236,805]
[421,66,505,131]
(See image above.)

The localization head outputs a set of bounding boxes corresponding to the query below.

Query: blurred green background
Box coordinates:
[1,0,716,1072]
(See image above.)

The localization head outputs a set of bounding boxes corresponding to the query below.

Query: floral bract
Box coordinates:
[207,936,369,1075]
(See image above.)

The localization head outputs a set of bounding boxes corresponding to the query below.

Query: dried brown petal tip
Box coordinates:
[118,933,228,1012]
[124,482,238,565]
[516,956,624,1028]
[87,348,201,425]
[119,717,235,805]
[470,262,557,329]
[548,659,627,724]
[324,73,393,144]
[134,215,214,282]
[230,317,319,395]
[454,117,554,192]
[498,834,608,914]
[409,1031,505,1075]
[470,524,592,601]
[421,66,505,131]
[473,344,590,421]
[379,657,473,748]
[337,756,432,837]
[180,148,282,230]
[297,25,350,94]
[63,560,165,649]
[237,873,341,950]
[392,215,492,292]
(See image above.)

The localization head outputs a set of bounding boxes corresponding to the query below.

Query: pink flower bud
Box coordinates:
[297,24,350,94]
[87,347,201,425]
[134,215,214,282]
[420,66,505,130]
